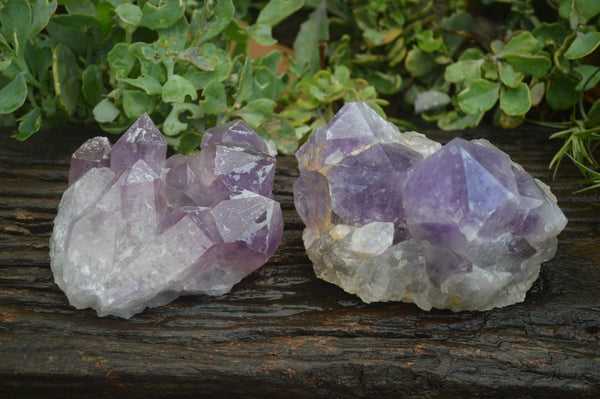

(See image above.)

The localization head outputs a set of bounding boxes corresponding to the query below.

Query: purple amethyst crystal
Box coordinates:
[68,137,111,185]
[294,102,567,311]
[50,115,283,318]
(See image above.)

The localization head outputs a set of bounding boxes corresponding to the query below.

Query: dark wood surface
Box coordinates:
[1,124,599,398]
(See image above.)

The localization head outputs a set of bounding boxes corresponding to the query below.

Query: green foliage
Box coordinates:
[0,0,384,155]
[1,0,600,189]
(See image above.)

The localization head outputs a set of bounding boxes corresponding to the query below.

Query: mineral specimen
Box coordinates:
[50,115,283,318]
[294,102,567,311]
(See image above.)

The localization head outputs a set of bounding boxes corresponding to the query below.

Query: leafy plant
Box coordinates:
[0,0,384,155]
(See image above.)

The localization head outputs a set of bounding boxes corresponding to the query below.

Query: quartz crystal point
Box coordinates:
[294,102,567,311]
[50,115,283,318]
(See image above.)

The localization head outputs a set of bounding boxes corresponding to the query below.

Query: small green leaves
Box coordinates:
[0,72,27,114]
[503,54,551,78]
[0,0,31,61]
[93,98,120,123]
[122,90,153,118]
[162,75,197,103]
[81,65,106,106]
[52,43,81,116]
[13,107,41,140]
[293,0,328,75]
[164,103,203,136]
[29,0,57,39]
[458,79,499,114]
[108,43,137,79]
[234,99,277,128]
[190,0,234,45]
[574,64,600,91]
[502,32,540,54]
[498,62,523,88]
[564,31,600,59]
[200,81,227,115]
[115,4,143,26]
[444,59,482,83]
[546,74,578,110]
[416,30,443,53]
[500,83,531,116]
[257,0,305,27]
[139,0,184,30]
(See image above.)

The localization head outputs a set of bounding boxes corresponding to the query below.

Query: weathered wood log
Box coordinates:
[1,125,599,398]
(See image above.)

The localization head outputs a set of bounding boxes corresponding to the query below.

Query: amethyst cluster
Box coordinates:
[50,114,283,318]
[294,102,567,311]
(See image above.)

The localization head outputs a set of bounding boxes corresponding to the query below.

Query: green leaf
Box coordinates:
[29,0,57,39]
[129,42,167,82]
[405,47,439,79]
[122,90,153,118]
[490,40,503,55]
[235,55,253,104]
[162,75,197,103]
[247,23,276,46]
[498,62,523,88]
[575,0,600,24]
[444,59,483,83]
[459,48,485,61]
[0,73,27,113]
[0,0,31,61]
[108,43,137,78]
[93,98,120,123]
[575,64,600,91]
[115,4,143,26]
[554,33,575,75]
[500,82,531,116]
[366,71,402,95]
[12,107,41,140]
[140,0,185,29]
[293,0,328,75]
[179,47,218,70]
[158,17,188,53]
[200,80,227,115]
[178,132,202,155]
[564,31,600,60]
[530,82,545,106]
[502,32,541,55]
[81,65,106,106]
[234,98,277,128]
[588,98,600,119]
[532,23,569,46]
[121,75,163,95]
[437,110,483,130]
[163,102,203,136]
[183,45,232,89]
[252,65,286,100]
[546,74,579,110]
[498,111,525,129]
[52,43,81,116]
[457,79,499,115]
[503,54,551,78]
[190,0,234,45]
[256,0,305,27]
[441,10,473,55]
[416,30,443,53]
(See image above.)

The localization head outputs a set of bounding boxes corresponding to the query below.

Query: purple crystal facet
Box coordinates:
[294,101,567,311]
[68,137,111,185]
[50,115,283,318]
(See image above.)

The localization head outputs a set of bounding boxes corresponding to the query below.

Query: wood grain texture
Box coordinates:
[1,125,599,398]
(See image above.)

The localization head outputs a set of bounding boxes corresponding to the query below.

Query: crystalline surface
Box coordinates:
[68,137,111,185]
[50,114,283,318]
[294,102,567,312]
